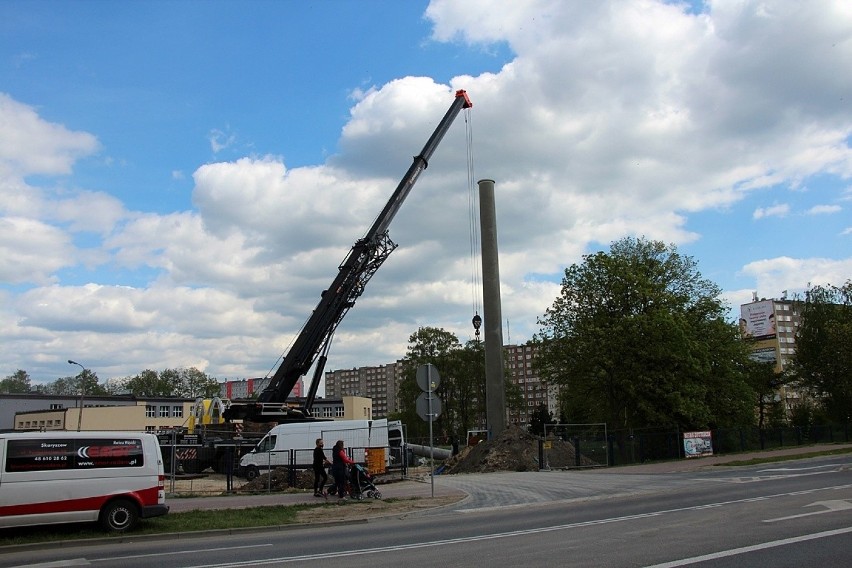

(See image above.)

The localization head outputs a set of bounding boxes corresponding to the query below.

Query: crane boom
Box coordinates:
[224,90,472,423]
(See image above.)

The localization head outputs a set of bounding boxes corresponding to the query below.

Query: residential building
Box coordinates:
[219,377,303,400]
[740,296,803,413]
[504,343,556,426]
[324,361,406,418]
[323,344,557,425]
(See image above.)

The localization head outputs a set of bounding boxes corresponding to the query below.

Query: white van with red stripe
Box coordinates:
[0,431,169,532]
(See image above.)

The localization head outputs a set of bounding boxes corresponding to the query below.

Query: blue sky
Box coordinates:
[1,0,850,387]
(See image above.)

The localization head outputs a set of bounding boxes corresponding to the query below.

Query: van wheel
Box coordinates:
[245,466,260,481]
[100,499,139,533]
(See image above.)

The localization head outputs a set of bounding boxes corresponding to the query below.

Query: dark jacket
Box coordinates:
[332,445,354,472]
[313,446,327,469]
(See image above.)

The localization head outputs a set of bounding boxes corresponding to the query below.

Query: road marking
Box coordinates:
[642,526,852,567]
[177,485,852,567]
[8,561,90,568]
[764,499,852,523]
[90,544,272,562]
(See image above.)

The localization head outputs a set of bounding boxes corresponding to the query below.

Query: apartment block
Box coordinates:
[324,361,405,418]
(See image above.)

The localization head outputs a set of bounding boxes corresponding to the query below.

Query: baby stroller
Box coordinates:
[349,463,382,500]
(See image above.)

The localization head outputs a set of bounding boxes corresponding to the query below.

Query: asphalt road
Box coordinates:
[3,447,851,568]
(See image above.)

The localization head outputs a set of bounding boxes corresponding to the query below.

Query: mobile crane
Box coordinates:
[224,89,473,424]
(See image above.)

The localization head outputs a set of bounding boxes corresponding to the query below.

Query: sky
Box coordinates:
[1,0,850,390]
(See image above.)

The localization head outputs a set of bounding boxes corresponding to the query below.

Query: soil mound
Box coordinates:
[442,425,599,474]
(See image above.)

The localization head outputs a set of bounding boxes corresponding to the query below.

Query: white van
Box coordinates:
[239,419,390,480]
[0,431,169,532]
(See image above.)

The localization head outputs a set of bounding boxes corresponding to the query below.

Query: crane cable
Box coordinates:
[465,108,483,341]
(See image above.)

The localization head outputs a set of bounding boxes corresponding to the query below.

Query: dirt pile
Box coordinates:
[442,426,598,474]
[239,468,314,492]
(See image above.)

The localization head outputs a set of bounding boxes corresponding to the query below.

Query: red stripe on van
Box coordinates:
[0,486,159,518]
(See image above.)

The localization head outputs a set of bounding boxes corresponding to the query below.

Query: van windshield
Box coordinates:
[256,435,276,453]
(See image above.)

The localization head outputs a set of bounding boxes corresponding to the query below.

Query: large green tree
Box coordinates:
[1,370,31,393]
[792,281,852,423]
[116,369,175,397]
[394,327,465,440]
[40,368,108,397]
[534,237,755,432]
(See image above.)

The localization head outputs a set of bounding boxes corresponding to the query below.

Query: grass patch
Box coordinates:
[0,502,346,548]
[716,446,852,467]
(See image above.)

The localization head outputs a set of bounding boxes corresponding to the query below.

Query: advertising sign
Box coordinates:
[5,438,144,472]
[683,431,713,459]
[739,300,776,340]
[748,346,777,364]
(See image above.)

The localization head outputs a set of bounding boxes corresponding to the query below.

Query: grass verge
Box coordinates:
[0,500,377,548]
[715,446,852,467]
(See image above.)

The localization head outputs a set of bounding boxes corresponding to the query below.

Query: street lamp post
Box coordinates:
[68,360,86,432]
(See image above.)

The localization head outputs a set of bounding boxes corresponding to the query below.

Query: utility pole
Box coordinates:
[68,359,86,432]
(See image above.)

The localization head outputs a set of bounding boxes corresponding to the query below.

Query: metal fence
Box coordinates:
[161,443,408,496]
[605,423,851,466]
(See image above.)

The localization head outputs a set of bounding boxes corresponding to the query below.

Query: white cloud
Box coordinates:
[2,0,852,384]
[0,93,99,178]
[753,204,790,219]
[806,204,842,215]
[741,256,852,297]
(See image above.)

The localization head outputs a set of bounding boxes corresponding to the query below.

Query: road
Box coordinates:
[3,453,851,568]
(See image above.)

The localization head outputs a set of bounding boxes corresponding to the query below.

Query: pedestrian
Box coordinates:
[331,439,355,500]
[313,438,330,497]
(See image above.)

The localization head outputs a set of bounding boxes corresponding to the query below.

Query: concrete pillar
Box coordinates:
[478,179,506,438]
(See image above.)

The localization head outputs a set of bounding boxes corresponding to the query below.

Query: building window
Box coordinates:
[50,403,63,410]
[172,406,183,418]
[335,406,345,417]
[159,406,170,418]
[146,405,156,417]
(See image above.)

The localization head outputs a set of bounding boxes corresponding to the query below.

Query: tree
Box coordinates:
[41,368,107,397]
[533,237,755,432]
[792,281,852,423]
[745,359,785,430]
[396,327,463,440]
[528,403,554,436]
[393,327,524,441]
[155,367,221,398]
[1,370,31,393]
[116,369,173,397]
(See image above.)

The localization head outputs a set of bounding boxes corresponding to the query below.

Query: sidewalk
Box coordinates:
[166,476,463,513]
[167,443,852,513]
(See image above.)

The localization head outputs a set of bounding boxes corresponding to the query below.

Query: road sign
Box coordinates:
[416,364,441,392]
[416,392,442,422]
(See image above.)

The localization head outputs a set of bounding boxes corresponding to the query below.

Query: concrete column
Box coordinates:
[478,179,506,438]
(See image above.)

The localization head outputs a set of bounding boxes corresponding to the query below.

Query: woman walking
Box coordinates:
[331,439,355,500]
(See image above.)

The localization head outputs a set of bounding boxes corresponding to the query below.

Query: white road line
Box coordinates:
[90,544,272,562]
[177,485,852,567]
[642,526,852,568]
[764,499,852,523]
[9,561,90,568]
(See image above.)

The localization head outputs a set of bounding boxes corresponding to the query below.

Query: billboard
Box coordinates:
[739,300,776,340]
[683,431,713,459]
[748,346,777,364]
